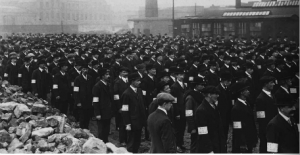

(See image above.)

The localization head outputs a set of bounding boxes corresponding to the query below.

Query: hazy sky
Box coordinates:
[106,0,257,11]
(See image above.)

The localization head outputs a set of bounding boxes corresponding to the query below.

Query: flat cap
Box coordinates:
[157,92,175,102]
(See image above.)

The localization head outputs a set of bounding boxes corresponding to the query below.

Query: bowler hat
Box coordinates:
[190,77,206,85]
[156,81,170,92]
[128,73,140,81]
[260,76,276,85]
[220,71,232,81]
[146,64,155,71]
[275,95,295,107]
[232,82,250,96]
[202,86,220,94]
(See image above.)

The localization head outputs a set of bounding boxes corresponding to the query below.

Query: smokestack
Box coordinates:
[236,0,241,8]
[145,0,158,17]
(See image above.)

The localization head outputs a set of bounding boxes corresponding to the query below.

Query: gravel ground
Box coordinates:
[88,118,260,153]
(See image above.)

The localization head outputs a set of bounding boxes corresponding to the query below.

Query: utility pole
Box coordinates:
[172,0,175,37]
[195,3,196,16]
[61,20,64,33]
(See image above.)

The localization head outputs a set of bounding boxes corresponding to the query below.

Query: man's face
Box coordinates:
[62,66,68,72]
[209,93,219,103]
[196,84,205,91]
[285,78,292,86]
[164,102,173,111]
[120,71,129,77]
[224,60,231,65]
[82,68,88,74]
[281,105,296,117]
[223,80,231,87]
[266,81,275,91]
[247,68,254,75]
[210,65,217,71]
[163,85,171,93]
[103,72,110,81]
[176,73,184,81]
[169,54,175,59]
[242,89,250,98]
[161,76,170,83]
[132,79,141,87]
[157,56,163,62]
[148,68,156,76]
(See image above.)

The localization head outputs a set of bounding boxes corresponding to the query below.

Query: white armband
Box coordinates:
[18,74,22,78]
[233,121,242,129]
[4,73,8,77]
[290,88,297,94]
[257,111,265,118]
[121,105,129,111]
[189,77,194,81]
[198,126,208,135]
[185,110,193,116]
[31,79,36,83]
[267,142,278,153]
[53,84,58,89]
[113,95,120,100]
[165,68,169,72]
[142,90,146,96]
[93,97,99,102]
[73,87,79,92]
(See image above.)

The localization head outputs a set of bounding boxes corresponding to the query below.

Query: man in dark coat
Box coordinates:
[93,69,114,143]
[88,60,100,81]
[4,55,19,85]
[148,93,177,153]
[216,71,232,146]
[205,61,220,86]
[18,56,34,93]
[170,67,187,153]
[31,59,51,100]
[113,67,130,146]
[184,77,205,153]
[52,60,71,114]
[195,86,226,153]
[266,96,299,153]
[256,76,278,153]
[121,73,146,153]
[231,83,258,153]
[73,64,94,130]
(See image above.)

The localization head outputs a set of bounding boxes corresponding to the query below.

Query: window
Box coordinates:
[192,23,200,38]
[224,23,235,37]
[213,23,222,37]
[238,23,247,37]
[250,22,262,37]
[201,23,211,37]
[181,24,190,37]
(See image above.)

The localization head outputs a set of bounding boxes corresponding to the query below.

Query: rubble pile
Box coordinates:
[0,81,130,154]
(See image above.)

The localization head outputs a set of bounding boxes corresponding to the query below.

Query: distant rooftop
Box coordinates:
[253,0,299,7]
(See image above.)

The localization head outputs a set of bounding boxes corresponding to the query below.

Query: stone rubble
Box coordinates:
[0,81,131,154]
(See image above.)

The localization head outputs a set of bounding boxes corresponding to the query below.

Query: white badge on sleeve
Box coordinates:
[257,111,265,118]
[290,88,297,94]
[142,90,146,96]
[73,87,79,92]
[233,122,242,129]
[4,73,8,77]
[165,68,169,72]
[172,97,177,103]
[257,65,261,69]
[185,110,193,116]
[121,105,129,111]
[31,79,36,84]
[189,77,194,81]
[53,84,58,89]
[198,126,208,135]
[93,97,99,102]
[18,74,22,78]
[267,142,278,153]
[113,95,120,100]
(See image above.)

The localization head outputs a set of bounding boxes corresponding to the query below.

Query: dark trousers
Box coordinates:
[79,108,93,130]
[259,133,267,153]
[190,133,197,153]
[58,99,68,115]
[97,119,111,143]
[116,113,127,143]
[127,129,142,153]
[174,117,186,146]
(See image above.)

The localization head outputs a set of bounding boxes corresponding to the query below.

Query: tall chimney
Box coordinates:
[145,0,158,17]
[236,0,241,8]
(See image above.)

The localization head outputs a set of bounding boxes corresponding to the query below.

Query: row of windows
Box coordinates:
[39,12,109,21]
[253,0,299,7]
[182,22,262,38]
[223,11,270,17]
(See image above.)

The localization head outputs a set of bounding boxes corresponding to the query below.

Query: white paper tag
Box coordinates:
[121,105,129,111]
[257,111,265,118]
[233,122,242,129]
[257,65,261,69]
[53,84,58,89]
[173,98,177,103]
[4,73,8,77]
[189,77,194,81]
[198,126,208,135]
[93,97,99,102]
[114,95,120,100]
[165,68,169,72]
[232,100,235,106]
[142,90,146,96]
[73,87,79,92]
[185,110,193,116]
[18,74,22,78]
[290,88,297,94]
[31,79,36,84]
[267,142,278,153]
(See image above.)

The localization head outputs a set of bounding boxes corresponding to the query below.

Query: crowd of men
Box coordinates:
[0,32,299,153]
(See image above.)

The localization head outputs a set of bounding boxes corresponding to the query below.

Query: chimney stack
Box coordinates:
[236,0,241,8]
[145,0,158,17]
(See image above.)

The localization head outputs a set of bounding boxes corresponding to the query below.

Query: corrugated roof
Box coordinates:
[128,17,172,22]
[253,0,299,7]
[180,14,298,20]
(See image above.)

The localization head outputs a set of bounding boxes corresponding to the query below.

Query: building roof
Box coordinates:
[181,14,298,20]
[253,0,299,8]
[128,17,172,22]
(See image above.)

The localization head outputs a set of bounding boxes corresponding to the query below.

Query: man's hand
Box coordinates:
[77,103,82,107]
[126,124,131,131]
[56,96,60,99]
[176,115,180,119]
[35,93,38,96]
[209,151,214,154]
[96,115,101,120]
